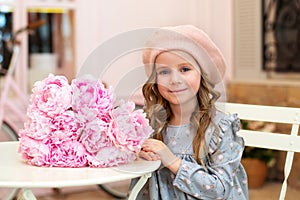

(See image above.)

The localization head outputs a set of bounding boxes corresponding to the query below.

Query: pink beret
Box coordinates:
[143,25,226,85]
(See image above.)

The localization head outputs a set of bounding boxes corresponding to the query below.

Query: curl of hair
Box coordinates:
[142,70,171,141]
[191,75,220,166]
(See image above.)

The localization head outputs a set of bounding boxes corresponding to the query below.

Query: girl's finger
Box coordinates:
[140,151,161,161]
[139,151,153,161]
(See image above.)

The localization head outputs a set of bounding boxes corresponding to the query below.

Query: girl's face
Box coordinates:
[155,51,201,106]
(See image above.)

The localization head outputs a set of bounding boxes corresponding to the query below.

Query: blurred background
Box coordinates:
[0,0,299,199]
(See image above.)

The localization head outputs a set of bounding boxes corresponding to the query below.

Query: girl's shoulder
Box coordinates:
[205,111,241,150]
[214,110,240,133]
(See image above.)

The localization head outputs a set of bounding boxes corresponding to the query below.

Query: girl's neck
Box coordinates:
[169,102,198,126]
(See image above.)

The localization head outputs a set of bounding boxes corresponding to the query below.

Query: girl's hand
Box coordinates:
[139,150,161,161]
[142,139,180,167]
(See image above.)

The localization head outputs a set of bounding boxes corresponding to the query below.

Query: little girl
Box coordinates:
[129,25,248,200]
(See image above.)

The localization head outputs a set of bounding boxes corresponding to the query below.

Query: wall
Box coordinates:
[75,0,233,98]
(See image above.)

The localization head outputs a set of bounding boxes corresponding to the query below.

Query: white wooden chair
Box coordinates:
[216,102,300,200]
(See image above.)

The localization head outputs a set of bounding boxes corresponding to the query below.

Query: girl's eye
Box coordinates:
[180,66,191,72]
[158,69,169,75]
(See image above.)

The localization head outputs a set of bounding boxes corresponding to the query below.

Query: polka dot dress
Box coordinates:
[129,112,248,200]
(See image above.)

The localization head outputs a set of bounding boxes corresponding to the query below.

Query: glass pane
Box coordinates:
[0,6,12,75]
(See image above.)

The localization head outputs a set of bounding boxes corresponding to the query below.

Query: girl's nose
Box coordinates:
[169,71,182,85]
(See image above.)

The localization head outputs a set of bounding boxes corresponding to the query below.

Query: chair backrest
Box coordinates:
[216,102,300,200]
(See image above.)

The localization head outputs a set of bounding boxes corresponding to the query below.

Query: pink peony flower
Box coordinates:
[19,136,51,166]
[86,145,136,168]
[46,140,87,167]
[30,74,72,117]
[21,112,52,141]
[48,110,84,143]
[108,101,153,152]
[71,76,114,123]
[79,118,111,154]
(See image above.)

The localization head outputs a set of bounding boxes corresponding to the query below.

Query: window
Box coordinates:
[234,0,300,80]
[263,0,300,73]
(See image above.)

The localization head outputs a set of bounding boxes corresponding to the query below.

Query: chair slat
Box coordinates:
[238,130,300,152]
[216,102,300,124]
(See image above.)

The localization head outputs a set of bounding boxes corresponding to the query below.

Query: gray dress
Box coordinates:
[129,111,248,200]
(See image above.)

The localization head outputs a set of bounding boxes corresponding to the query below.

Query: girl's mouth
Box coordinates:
[169,88,187,93]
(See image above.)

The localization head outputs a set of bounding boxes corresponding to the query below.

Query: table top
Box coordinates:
[0,141,160,188]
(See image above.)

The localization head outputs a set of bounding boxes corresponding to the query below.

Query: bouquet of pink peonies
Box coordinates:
[19,74,153,168]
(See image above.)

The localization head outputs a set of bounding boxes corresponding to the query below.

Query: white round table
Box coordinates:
[0,141,160,200]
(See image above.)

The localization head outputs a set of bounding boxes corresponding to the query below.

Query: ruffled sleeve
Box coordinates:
[173,112,248,199]
[219,113,241,133]
[206,113,244,157]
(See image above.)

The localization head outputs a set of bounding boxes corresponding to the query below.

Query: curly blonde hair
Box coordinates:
[142,68,220,166]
